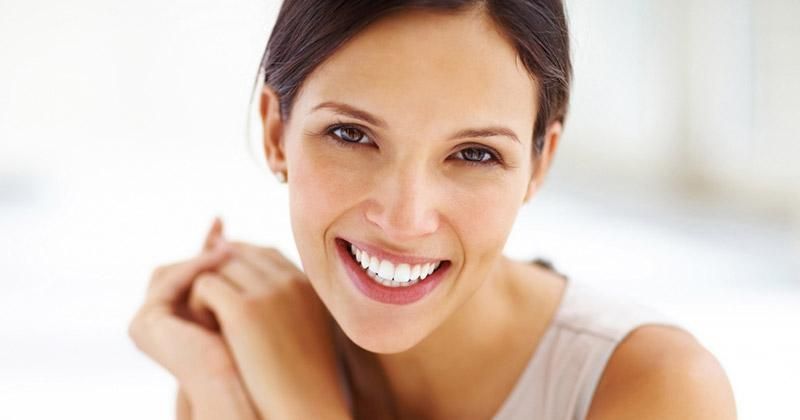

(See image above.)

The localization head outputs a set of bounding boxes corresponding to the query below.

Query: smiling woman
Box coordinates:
[129,1,737,419]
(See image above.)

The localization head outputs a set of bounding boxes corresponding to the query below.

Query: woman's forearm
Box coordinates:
[264,394,351,420]
[242,366,352,420]
[183,378,260,420]
[178,382,351,420]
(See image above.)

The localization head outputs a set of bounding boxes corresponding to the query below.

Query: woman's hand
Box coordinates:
[128,219,260,420]
[187,219,351,419]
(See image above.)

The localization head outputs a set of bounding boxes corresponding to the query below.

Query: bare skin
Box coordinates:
[588,325,737,419]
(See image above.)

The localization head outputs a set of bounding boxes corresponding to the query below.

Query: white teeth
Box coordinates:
[377,260,395,281]
[354,247,370,269]
[394,263,410,283]
[369,256,380,273]
[348,242,443,287]
[409,264,421,281]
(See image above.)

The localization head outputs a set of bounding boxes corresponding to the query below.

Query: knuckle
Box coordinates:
[192,273,214,294]
[288,277,315,297]
[127,311,147,345]
[149,261,180,284]
[240,294,266,313]
[261,246,282,258]
[287,271,308,284]
[238,289,278,317]
[145,267,169,295]
[226,301,255,327]
[150,265,167,280]
[127,317,139,341]
[236,302,256,320]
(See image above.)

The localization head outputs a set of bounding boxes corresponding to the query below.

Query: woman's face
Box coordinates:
[267,8,542,353]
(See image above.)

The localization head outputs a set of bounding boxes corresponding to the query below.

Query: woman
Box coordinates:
[129,1,737,418]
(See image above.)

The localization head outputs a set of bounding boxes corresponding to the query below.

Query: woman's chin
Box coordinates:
[336,317,428,354]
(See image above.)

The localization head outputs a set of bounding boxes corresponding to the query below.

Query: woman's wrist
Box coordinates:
[265,391,351,420]
[182,375,351,420]
[238,376,350,420]
[268,402,352,420]
[183,375,259,420]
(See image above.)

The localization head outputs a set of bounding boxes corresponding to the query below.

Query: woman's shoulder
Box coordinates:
[501,266,736,420]
[586,324,737,419]
[545,278,736,419]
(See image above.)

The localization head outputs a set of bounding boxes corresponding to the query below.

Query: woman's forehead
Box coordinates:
[292,8,537,137]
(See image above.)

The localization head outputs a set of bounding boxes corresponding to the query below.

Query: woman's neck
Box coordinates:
[341,256,567,419]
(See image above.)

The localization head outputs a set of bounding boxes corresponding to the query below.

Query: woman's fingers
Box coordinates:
[129,304,233,382]
[190,272,243,331]
[187,271,237,331]
[145,242,232,306]
[202,216,224,252]
[214,257,272,293]
[228,241,301,285]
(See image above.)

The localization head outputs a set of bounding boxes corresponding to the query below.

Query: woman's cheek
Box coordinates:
[293,150,363,221]
[449,180,521,264]
[287,140,367,271]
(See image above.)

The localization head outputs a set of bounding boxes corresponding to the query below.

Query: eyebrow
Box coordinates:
[311,101,521,144]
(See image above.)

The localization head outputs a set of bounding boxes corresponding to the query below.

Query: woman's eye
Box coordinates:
[329,125,371,145]
[454,147,501,166]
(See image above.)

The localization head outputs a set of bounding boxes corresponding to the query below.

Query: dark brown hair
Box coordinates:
[257,0,571,157]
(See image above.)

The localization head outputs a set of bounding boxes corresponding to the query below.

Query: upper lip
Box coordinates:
[341,237,446,266]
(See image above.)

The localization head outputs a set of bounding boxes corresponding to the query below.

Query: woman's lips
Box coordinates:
[335,238,449,305]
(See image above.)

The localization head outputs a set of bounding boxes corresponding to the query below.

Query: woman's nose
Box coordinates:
[364,166,440,241]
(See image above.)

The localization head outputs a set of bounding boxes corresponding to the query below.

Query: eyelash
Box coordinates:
[323,122,506,168]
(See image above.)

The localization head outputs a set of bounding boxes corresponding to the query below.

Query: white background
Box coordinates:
[1,0,798,418]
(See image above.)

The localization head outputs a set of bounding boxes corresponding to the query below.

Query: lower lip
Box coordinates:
[335,238,449,305]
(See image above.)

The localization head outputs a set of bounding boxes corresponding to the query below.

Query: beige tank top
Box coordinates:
[335,268,681,419]
[491,277,680,419]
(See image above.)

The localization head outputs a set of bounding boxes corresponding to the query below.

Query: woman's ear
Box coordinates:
[260,86,288,175]
[523,121,562,204]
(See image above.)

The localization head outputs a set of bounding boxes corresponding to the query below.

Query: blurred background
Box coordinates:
[1,0,797,418]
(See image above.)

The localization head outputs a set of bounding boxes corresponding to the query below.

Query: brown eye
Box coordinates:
[333,126,367,143]
[454,147,500,166]
[458,147,492,162]
[323,123,375,150]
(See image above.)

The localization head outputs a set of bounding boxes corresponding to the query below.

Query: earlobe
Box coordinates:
[260,86,288,174]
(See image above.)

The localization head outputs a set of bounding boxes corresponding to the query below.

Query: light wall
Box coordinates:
[559,0,800,222]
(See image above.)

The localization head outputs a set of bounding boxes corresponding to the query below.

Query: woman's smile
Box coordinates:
[334,237,451,305]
